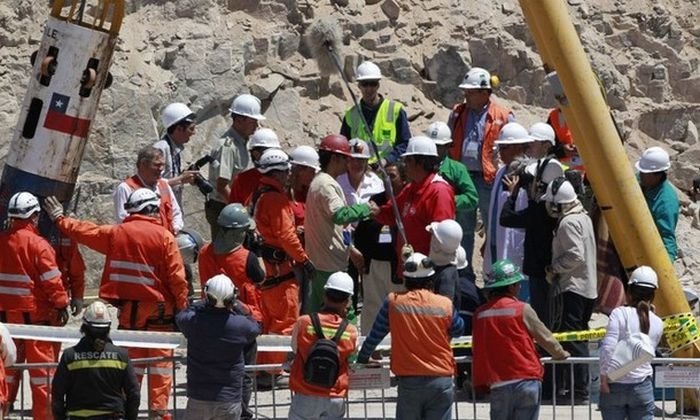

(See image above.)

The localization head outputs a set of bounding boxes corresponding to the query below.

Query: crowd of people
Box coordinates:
[0,60,689,420]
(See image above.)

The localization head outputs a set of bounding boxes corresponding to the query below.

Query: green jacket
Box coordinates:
[643,179,680,261]
[439,157,478,212]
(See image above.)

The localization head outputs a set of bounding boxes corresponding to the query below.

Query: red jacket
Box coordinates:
[125,176,176,234]
[229,168,262,204]
[290,312,358,397]
[198,242,263,322]
[0,221,68,322]
[52,237,86,300]
[375,173,455,257]
[56,214,188,329]
[448,101,512,183]
[472,296,543,388]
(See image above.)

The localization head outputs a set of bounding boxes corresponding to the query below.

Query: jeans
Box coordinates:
[489,380,541,420]
[241,341,257,419]
[185,398,242,420]
[288,393,345,420]
[599,377,655,420]
[396,376,453,420]
[458,173,492,282]
[552,292,595,397]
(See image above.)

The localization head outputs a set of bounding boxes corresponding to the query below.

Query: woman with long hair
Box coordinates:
[599,266,664,419]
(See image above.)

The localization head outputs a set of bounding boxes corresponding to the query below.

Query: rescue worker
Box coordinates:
[207,94,265,237]
[52,301,140,420]
[424,121,478,213]
[369,136,456,260]
[289,145,320,227]
[304,134,371,314]
[547,107,583,169]
[288,272,358,420]
[228,128,282,205]
[472,259,570,420]
[0,192,69,420]
[427,219,463,305]
[340,61,411,164]
[50,235,86,317]
[114,146,183,234]
[635,146,680,261]
[526,122,556,159]
[448,67,514,282]
[44,189,189,419]
[251,149,315,383]
[154,102,199,206]
[358,253,464,420]
[198,203,264,419]
[177,275,261,420]
[542,177,597,403]
[0,322,17,418]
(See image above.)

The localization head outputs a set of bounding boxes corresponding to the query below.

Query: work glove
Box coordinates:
[302,259,316,279]
[57,307,70,326]
[43,196,64,221]
[401,244,414,261]
[70,298,84,316]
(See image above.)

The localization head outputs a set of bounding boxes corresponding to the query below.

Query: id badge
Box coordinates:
[465,141,479,159]
[378,226,392,243]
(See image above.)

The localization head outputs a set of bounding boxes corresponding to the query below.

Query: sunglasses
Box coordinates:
[359,81,379,88]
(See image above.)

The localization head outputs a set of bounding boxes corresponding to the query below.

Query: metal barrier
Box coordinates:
[6,356,700,419]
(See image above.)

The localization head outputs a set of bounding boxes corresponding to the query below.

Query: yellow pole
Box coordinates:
[518,0,698,408]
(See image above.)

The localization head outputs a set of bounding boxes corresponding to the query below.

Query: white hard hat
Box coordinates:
[524,158,565,184]
[229,94,266,120]
[83,301,112,329]
[459,67,492,90]
[258,149,291,174]
[289,145,320,171]
[426,219,463,253]
[635,146,671,173]
[453,246,469,270]
[356,61,383,81]
[628,266,658,289]
[541,177,577,204]
[424,121,453,145]
[204,274,237,308]
[8,192,40,219]
[161,102,195,130]
[528,122,556,145]
[124,188,160,214]
[494,122,532,145]
[349,138,372,159]
[247,128,281,150]
[403,252,436,278]
[324,271,354,295]
[402,136,438,157]
[176,228,205,265]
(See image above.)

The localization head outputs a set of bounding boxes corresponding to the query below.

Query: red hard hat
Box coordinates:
[319,134,351,157]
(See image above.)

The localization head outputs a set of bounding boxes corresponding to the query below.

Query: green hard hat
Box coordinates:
[483,259,524,289]
[217,203,254,230]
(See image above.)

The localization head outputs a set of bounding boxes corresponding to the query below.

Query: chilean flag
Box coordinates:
[43,93,91,138]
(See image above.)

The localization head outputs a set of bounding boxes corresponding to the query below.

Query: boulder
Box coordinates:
[251,73,286,100]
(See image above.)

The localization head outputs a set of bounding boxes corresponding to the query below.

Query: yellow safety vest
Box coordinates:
[344,99,402,163]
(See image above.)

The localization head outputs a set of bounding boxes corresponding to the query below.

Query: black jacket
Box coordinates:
[52,337,140,420]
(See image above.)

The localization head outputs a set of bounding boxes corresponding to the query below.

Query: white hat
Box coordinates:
[402,136,438,157]
[629,266,658,289]
[494,123,532,145]
[349,138,372,159]
[325,272,354,295]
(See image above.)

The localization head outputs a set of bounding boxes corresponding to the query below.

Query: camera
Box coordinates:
[187,155,219,196]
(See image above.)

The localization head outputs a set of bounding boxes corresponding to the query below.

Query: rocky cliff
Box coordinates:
[0,0,698,289]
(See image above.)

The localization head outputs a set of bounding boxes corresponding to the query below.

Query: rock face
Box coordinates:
[0,0,698,289]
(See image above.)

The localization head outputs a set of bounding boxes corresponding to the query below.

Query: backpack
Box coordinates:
[303,313,350,388]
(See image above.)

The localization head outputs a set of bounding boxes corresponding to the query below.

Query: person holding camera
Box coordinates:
[177,275,261,420]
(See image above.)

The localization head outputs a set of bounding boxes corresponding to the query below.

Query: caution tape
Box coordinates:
[662,312,700,353]
[449,328,607,350]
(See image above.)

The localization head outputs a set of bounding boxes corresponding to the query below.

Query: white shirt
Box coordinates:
[113,176,184,233]
[337,171,385,206]
[599,306,663,383]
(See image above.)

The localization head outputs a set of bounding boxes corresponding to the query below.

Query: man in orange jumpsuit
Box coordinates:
[0,192,69,419]
[44,189,188,420]
[51,235,86,316]
[250,149,315,387]
[198,202,264,419]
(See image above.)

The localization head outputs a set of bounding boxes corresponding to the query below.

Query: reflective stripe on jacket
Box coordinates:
[344,99,402,161]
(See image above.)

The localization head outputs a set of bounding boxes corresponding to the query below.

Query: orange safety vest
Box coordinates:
[289,312,358,398]
[198,243,264,322]
[387,289,455,377]
[448,101,512,184]
[124,175,176,234]
[548,108,573,145]
[56,214,188,329]
[0,221,68,322]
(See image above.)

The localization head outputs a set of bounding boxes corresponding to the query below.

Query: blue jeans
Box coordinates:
[396,376,453,420]
[599,377,654,420]
[288,393,345,420]
[489,379,541,420]
[457,173,492,282]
